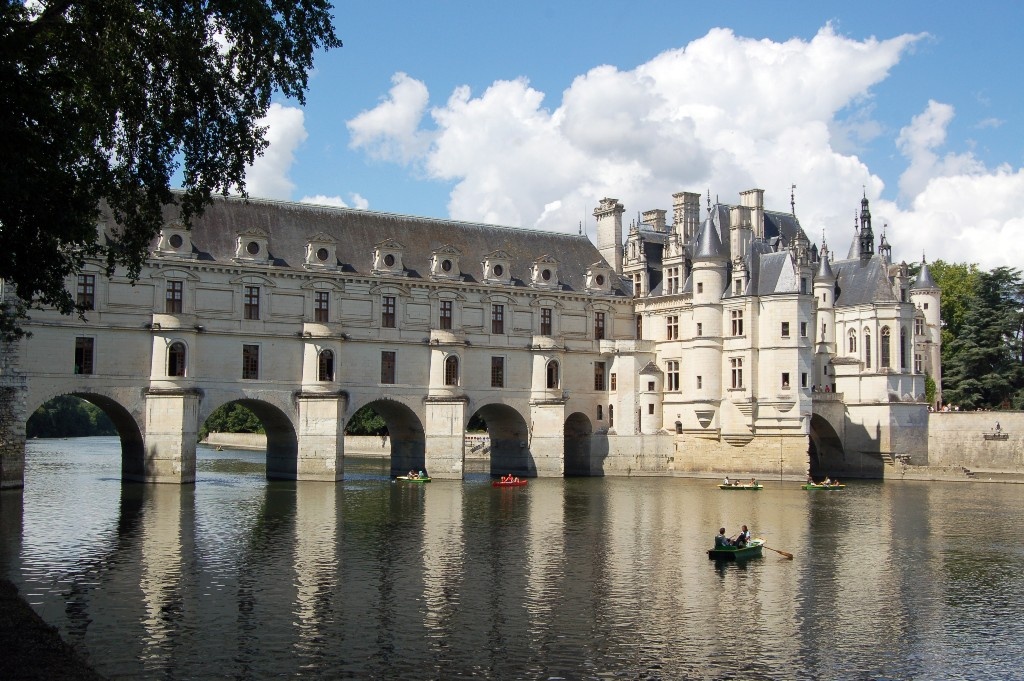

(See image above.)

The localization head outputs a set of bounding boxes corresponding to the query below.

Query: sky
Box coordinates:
[238,1,1024,271]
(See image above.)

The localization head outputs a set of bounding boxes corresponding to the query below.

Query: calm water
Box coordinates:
[1,437,1022,680]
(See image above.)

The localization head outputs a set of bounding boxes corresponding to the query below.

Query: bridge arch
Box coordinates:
[467,402,533,476]
[564,411,593,476]
[347,396,425,477]
[808,413,845,479]
[199,396,298,480]
[26,389,146,481]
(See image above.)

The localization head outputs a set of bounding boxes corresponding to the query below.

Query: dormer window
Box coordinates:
[429,245,462,281]
[530,255,559,289]
[154,223,196,259]
[372,239,406,277]
[234,229,271,264]
[586,263,613,294]
[482,250,512,285]
[304,233,339,271]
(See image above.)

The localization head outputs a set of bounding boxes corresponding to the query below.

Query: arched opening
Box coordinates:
[200,399,298,480]
[808,414,845,479]
[564,412,593,476]
[346,399,425,477]
[27,393,145,480]
[443,355,459,386]
[167,341,187,377]
[546,360,559,389]
[317,349,335,381]
[881,326,891,369]
[467,403,533,477]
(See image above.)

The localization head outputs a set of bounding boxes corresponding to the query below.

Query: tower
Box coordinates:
[594,198,624,274]
[910,257,942,408]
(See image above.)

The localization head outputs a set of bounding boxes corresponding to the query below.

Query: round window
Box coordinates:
[493,264,504,277]
[441,259,452,272]
[542,269,551,281]
[316,247,330,262]
[596,274,605,286]
[383,253,396,267]
[246,241,260,256]
[169,234,183,249]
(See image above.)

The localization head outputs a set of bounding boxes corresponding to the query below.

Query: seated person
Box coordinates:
[723,476,731,486]
[715,528,731,548]
[735,525,751,547]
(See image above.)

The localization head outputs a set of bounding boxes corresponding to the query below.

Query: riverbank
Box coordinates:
[0,578,105,680]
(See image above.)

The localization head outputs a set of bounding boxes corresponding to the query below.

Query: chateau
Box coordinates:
[0,188,940,488]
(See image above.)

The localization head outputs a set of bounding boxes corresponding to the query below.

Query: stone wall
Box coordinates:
[0,330,27,489]
[928,412,1024,472]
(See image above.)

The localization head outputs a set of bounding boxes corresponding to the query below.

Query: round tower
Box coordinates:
[813,247,836,389]
[910,257,942,408]
[690,216,727,402]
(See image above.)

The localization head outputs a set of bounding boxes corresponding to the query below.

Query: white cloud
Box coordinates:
[300,193,370,210]
[347,25,1020,270]
[245,103,307,199]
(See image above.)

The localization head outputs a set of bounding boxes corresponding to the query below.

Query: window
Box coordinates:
[382,296,396,328]
[594,361,606,391]
[900,328,907,370]
[781,322,790,338]
[696,375,702,389]
[801,372,808,388]
[546,360,559,389]
[594,312,606,340]
[244,285,260,320]
[923,303,929,310]
[696,322,703,337]
[697,282,704,294]
[667,360,680,391]
[242,344,259,379]
[881,326,891,368]
[800,277,808,294]
[666,315,679,340]
[730,358,743,389]
[675,421,683,434]
[314,291,330,323]
[648,381,655,391]
[782,372,790,389]
[540,307,552,335]
[165,280,183,314]
[822,322,827,341]
[900,288,907,302]
[492,304,504,334]
[864,331,872,369]
[444,355,459,386]
[636,315,642,339]
[381,351,396,384]
[734,278,743,295]
[800,322,808,338]
[731,310,743,336]
[168,341,186,377]
[609,405,614,428]
[610,373,617,391]
[915,318,924,336]
[597,405,603,421]
[77,274,95,309]
[914,353,922,373]
[490,356,505,387]
[648,404,655,415]
[848,330,857,353]
[74,337,94,374]
[318,349,334,381]
[439,300,453,330]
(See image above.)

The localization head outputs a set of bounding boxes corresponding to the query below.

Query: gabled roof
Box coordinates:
[832,255,898,306]
[755,251,799,295]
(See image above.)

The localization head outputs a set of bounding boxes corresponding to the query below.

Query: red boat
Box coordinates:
[492,478,527,487]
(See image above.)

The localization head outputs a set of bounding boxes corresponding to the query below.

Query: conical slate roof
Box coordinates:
[693,217,725,261]
[912,259,938,290]
[814,251,835,281]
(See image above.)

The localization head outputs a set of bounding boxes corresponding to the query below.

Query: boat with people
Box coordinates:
[718,477,762,490]
[707,538,764,561]
[801,483,845,490]
[493,474,527,487]
[397,471,431,483]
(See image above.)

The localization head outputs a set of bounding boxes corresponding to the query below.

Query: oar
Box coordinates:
[763,544,794,560]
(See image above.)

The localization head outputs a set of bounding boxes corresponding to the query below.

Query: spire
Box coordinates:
[815,247,835,281]
[878,223,892,263]
[859,194,874,260]
[693,216,725,261]
[846,211,860,260]
[790,184,796,216]
[912,255,938,290]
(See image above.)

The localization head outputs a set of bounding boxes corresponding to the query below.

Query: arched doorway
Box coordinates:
[348,399,425,478]
[200,398,298,480]
[26,392,146,481]
[564,412,593,476]
[467,404,533,476]
[808,414,844,479]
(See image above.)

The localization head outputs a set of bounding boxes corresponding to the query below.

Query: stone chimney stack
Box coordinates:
[594,197,625,274]
[739,189,765,239]
[673,191,702,243]
[642,209,667,233]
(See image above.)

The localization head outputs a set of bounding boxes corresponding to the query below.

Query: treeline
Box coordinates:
[929,263,1024,410]
[26,395,116,438]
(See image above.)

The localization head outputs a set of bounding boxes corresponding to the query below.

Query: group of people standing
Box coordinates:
[715,525,751,548]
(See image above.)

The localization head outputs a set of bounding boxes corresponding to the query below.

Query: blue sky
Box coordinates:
[241,1,1024,270]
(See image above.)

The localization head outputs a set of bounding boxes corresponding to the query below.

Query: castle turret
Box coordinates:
[859,195,874,261]
[813,246,837,389]
[595,198,625,274]
[910,256,942,408]
[688,216,727,413]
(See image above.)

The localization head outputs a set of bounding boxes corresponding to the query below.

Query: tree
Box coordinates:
[199,402,264,440]
[345,406,387,436]
[0,1,341,338]
[26,395,117,438]
[923,261,981,350]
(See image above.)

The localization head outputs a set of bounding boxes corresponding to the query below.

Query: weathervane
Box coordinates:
[790,184,796,215]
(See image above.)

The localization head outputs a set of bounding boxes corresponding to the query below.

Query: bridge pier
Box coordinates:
[530,400,566,477]
[142,389,200,483]
[295,392,347,481]
[424,397,466,479]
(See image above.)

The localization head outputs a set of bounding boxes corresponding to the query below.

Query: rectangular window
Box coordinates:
[800,322,808,338]
[781,322,790,338]
[730,358,743,389]
[915,318,924,336]
[610,373,617,391]
[77,274,95,310]
[666,315,679,340]
[597,404,603,421]
[491,304,504,334]
[594,361,606,391]
[782,372,790,389]
[697,375,703,389]
[314,291,330,323]
[801,372,808,388]
[382,296,396,328]
[648,404,655,415]
[439,300,453,330]
[595,312,606,340]
[490,356,505,388]
[667,360,680,391]
[381,351,396,384]
[734,279,743,295]
[244,285,260,320]
[165,280,183,314]
[540,307,552,335]
[242,344,259,379]
[731,310,743,336]
[696,322,703,337]
[74,337,94,374]
[800,277,808,294]
[697,282,704,294]
[914,353,922,373]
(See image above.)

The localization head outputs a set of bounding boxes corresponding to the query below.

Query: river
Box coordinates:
[1,437,1020,679]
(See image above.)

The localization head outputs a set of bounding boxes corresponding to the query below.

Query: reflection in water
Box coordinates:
[3,438,1024,679]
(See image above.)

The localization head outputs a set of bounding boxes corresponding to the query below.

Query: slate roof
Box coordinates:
[912,260,938,290]
[831,255,898,306]
[150,195,629,295]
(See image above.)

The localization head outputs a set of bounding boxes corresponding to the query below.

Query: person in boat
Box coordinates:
[823,476,832,485]
[749,477,757,486]
[734,525,751,547]
[806,474,814,484]
[407,470,417,479]
[715,528,732,547]
[418,470,427,479]
[831,478,839,486]
[723,476,731,486]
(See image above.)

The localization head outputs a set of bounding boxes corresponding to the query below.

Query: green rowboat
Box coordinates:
[718,483,763,490]
[397,475,431,483]
[707,539,764,561]
[801,483,845,490]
